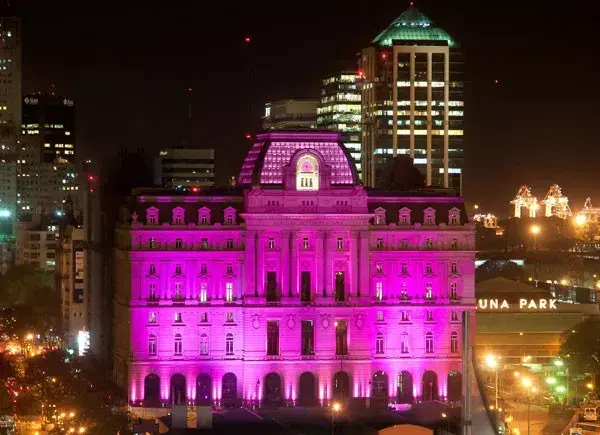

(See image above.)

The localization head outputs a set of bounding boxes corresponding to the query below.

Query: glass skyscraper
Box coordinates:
[360,5,463,191]
[317,72,362,179]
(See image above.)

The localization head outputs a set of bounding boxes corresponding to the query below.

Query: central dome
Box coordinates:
[238,131,358,187]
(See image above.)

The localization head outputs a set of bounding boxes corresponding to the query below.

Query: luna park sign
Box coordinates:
[477,298,557,311]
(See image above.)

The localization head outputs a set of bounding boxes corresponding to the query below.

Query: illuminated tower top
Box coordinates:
[372,4,456,47]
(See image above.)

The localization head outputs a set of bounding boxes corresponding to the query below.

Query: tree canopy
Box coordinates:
[560,317,600,380]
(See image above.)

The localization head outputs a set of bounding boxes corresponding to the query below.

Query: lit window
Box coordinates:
[376,311,384,322]
[401,263,408,275]
[225,214,234,225]
[401,311,409,322]
[226,239,234,249]
[174,312,183,323]
[425,238,433,249]
[337,237,344,250]
[303,237,309,250]
[226,312,234,323]
[375,263,383,274]
[149,237,156,249]
[225,282,233,302]
[200,312,208,323]
[148,312,156,323]
[175,264,182,275]
[375,282,383,300]
[201,238,208,249]
[451,262,457,274]
[450,283,458,300]
[451,311,459,322]
[426,311,433,322]
[199,283,207,302]
[175,238,183,249]
[268,238,275,249]
[425,263,433,274]
[376,238,383,249]
[296,154,319,191]
[149,264,156,275]
[451,238,458,249]
[425,283,433,300]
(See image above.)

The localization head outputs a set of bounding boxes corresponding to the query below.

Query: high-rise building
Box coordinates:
[114,131,475,414]
[0,10,21,156]
[14,213,59,272]
[317,72,362,179]
[154,148,215,190]
[21,93,75,163]
[0,160,15,216]
[359,5,463,190]
[262,99,318,130]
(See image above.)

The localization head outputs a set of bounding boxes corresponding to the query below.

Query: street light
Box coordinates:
[530,225,541,251]
[520,378,536,435]
[574,214,586,226]
[485,354,500,410]
[331,402,341,435]
[587,383,594,390]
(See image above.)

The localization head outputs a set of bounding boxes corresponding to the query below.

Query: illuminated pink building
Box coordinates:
[113,131,475,412]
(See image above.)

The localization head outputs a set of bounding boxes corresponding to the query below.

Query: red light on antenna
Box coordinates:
[493,79,500,85]
[187,87,193,93]
[192,187,199,193]
[88,175,95,181]
[244,36,252,43]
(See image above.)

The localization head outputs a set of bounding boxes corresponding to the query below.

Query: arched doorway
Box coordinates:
[222,373,237,407]
[333,371,350,401]
[144,374,161,406]
[397,371,413,404]
[263,372,283,408]
[170,373,186,405]
[298,372,317,407]
[422,371,438,401]
[372,371,389,398]
[196,374,212,406]
[447,371,462,402]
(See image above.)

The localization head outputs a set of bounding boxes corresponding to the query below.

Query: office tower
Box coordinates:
[317,72,362,179]
[0,160,15,216]
[154,148,215,190]
[360,5,464,190]
[262,99,318,130]
[13,213,59,272]
[114,131,475,414]
[0,10,21,156]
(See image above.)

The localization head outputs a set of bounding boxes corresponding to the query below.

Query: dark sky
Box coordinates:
[17,0,599,215]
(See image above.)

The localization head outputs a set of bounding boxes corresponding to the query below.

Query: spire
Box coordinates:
[372,4,456,47]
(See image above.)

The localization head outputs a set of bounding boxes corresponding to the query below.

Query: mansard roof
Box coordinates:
[238,131,358,187]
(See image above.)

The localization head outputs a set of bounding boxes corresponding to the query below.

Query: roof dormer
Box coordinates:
[423,207,436,226]
[448,207,461,225]
[374,207,387,225]
[224,207,237,225]
[198,206,211,225]
[398,207,412,225]
[146,206,159,225]
[172,206,185,225]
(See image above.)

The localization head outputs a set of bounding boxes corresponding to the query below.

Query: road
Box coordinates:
[504,399,548,435]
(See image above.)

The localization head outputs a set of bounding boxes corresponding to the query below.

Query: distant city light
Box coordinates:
[56,210,63,217]
[0,209,10,218]
[244,36,251,43]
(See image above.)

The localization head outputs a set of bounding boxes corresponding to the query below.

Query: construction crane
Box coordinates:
[510,185,538,218]
[473,213,498,229]
[541,184,571,219]
[581,197,600,223]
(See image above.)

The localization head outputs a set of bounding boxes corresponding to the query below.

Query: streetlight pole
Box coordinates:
[495,368,499,410]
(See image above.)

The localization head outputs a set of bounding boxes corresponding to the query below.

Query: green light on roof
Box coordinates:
[372,6,457,48]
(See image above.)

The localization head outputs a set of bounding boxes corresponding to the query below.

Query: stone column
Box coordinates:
[238,259,245,299]
[281,231,290,297]
[160,261,169,299]
[350,231,358,298]
[290,231,298,297]
[358,231,370,298]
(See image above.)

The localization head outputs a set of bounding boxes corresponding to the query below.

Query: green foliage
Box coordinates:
[560,317,600,377]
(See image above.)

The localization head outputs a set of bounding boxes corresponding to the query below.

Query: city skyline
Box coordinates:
[13,0,599,213]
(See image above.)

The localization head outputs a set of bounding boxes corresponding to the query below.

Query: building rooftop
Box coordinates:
[238,131,358,187]
[372,5,456,47]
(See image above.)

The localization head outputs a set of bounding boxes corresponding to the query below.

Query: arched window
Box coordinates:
[148,334,157,355]
[296,155,319,191]
[401,332,409,354]
[450,331,459,353]
[199,333,209,355]
[425,332,434,354]
[225,333,234,355]
[375,332,384,354]
[174,334,183,356]
[199,282,208,302]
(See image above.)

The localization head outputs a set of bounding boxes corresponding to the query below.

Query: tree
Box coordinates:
[560,318,600,382]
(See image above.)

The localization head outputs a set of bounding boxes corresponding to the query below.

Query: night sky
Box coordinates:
[16,0,599,215]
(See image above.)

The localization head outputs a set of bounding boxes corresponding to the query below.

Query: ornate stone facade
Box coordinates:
[113,131,475,411]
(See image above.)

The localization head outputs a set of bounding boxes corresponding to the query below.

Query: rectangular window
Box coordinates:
[267,321,280,356]
[401,263,408,274]
[201,238,208,249]
[303,237,309,250]
[451,238,458,249]
[175,238,183,249]
[266,271,278,302]
[200,264,207,274]
[301,271,311,303]
[375,282,383,300]
[425,238,433,249]
[426,263,432,274]
[226,264,233,274]
[226,312,234,323]
[401,311,409,322]
[335,320,348,355]
[200,312,208,323]
[175,264,182,275]
[225,282,233,302]
[225,215,233,225]
[148,312,156,323]
[268,237,275,249]
[337,237,344,250]
[301,320,314,355]
[226,239,234,249]
[451,262,457,274]
[149,264,156,275]
[335,271,345,302]
[376,311,384,322]
[401,239,408,249]
[425,283,433,300]
[426,311,433,322]
[174,312,182,323]
[201,215,208,225]
[149,237,156,249]
[376,238,383,249]
[375,263,383,274]
[148,283,157,301]
[148,214,158,225]
[199,283,207,302]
